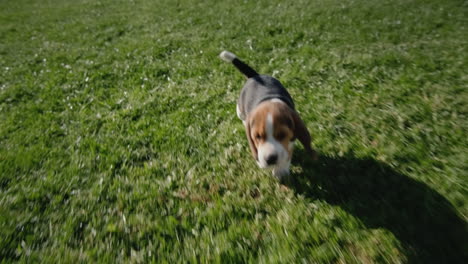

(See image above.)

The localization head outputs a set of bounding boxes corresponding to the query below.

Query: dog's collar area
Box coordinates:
[259,97,294,111]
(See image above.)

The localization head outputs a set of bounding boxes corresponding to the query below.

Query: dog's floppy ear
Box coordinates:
[245,117,258,161]
[290,110,318,160]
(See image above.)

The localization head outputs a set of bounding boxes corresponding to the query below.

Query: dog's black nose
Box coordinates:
[266,154,278,165]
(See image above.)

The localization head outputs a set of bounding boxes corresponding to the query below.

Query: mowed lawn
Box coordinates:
[1,0,467,262]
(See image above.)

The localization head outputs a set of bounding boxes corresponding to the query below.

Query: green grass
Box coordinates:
[0,0,467,262]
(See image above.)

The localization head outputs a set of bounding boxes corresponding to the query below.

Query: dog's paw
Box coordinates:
[273,167,290,180]
[311,150,318,161]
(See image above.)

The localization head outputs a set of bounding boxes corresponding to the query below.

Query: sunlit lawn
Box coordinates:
[0,0,467,262]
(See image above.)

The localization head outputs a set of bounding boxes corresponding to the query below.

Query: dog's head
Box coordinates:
[245,100,315,168]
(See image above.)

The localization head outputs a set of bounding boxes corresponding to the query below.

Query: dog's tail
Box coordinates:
[219,51,259,78]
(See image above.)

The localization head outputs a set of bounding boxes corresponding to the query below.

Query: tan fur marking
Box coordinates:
[248,101,295,158]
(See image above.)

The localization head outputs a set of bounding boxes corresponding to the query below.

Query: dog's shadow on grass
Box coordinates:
[286,150,467,263]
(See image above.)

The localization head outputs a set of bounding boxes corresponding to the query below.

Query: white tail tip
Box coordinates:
[219,50,236,62]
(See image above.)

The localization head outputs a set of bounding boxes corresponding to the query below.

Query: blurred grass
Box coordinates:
[0,0,467,262]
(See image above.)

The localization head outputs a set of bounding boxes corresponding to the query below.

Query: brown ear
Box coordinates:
[290,110,318,160]
[245,117,258,161]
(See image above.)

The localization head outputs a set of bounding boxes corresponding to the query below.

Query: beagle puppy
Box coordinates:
[220,51,317,179]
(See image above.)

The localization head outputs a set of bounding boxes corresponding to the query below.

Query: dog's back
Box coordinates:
[238,75,295,121]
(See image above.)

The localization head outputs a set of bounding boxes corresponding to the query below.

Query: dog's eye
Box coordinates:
[255,134,262,140]
[276,132,286,141]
